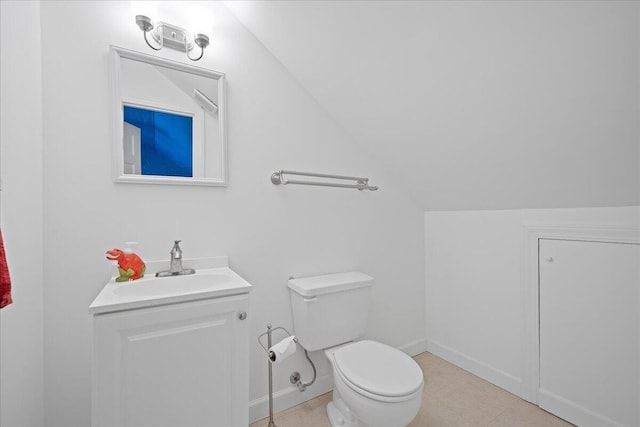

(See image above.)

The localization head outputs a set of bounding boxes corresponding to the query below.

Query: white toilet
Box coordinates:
[288,272,423,427]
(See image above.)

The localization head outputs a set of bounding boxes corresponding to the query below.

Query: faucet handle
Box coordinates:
[171,241,183,259]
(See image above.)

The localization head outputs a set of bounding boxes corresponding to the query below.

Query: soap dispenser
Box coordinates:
[105,241,146,282]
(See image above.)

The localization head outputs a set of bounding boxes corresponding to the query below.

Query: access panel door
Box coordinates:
[539,238,639,427]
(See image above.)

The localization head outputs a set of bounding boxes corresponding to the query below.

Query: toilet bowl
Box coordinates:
[287,272,424,427]
[325,340,423,427]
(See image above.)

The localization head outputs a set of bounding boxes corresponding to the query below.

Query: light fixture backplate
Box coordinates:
[151,21,194,52]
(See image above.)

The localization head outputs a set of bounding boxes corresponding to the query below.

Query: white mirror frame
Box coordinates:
[110,46,227,186]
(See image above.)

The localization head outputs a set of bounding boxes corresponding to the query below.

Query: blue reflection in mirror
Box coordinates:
[123,105,193,177]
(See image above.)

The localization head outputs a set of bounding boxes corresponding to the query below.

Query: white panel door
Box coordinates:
[92,294,249,427]
[539,239,639,427]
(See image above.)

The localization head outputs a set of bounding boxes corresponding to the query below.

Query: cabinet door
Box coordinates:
[539,239,639,427]
[92,295,249,427]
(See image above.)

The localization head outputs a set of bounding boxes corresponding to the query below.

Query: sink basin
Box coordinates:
[89,264,251,314]
[113,273,232,298]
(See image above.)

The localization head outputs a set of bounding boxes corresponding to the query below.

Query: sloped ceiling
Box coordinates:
[226,1,639,211]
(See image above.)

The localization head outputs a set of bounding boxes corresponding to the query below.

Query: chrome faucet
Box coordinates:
[155,240,196,277]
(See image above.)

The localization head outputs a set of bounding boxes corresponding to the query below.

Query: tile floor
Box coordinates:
[250,352,574,427]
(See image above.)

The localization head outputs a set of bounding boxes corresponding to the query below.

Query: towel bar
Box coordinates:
[271,170,378,191]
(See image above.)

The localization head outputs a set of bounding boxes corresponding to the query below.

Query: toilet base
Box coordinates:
[327,399,362,427]
[326,370,423,427]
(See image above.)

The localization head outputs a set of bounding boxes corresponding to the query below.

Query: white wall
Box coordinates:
[31,2,425,426]
[0,2,45,426]
[229,1,640,211]
[424,207,640,397]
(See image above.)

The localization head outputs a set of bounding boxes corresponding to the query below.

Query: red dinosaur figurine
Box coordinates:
[106,248,146,282]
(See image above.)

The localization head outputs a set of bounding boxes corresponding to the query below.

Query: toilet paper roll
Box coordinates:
[268,335,296,364]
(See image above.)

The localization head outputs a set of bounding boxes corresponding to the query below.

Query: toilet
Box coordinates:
[288,272,423,427]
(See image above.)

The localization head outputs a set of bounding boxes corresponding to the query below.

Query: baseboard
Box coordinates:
[249,373,333,424]
[400,337,429,357]
[538,388,623,427]
[426,339,522,397]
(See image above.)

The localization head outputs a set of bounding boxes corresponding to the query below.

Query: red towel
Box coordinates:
[0,230,12,309]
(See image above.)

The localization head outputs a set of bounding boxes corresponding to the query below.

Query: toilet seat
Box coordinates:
[332,340,423,403]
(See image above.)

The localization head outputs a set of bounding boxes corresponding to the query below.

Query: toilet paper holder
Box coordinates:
[258,325,297,362]
[258,324,317,427]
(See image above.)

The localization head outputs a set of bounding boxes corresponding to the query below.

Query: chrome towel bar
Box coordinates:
[270,170,378,191]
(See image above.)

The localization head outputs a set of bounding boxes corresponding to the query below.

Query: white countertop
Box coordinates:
[89,257,252,315]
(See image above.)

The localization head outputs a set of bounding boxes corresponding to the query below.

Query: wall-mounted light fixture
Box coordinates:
[132,2,211,61]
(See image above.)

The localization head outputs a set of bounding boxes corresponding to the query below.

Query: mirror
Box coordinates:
[111,46,226,186]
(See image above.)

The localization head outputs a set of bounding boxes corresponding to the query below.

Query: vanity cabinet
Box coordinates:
[92,294,250,427]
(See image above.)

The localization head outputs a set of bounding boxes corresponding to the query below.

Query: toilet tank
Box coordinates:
[288,272,373,351]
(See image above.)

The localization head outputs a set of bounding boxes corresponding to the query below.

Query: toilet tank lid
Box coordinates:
[288,272,373,297]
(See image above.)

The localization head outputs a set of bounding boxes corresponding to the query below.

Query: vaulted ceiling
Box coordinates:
[227,1,639,210]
